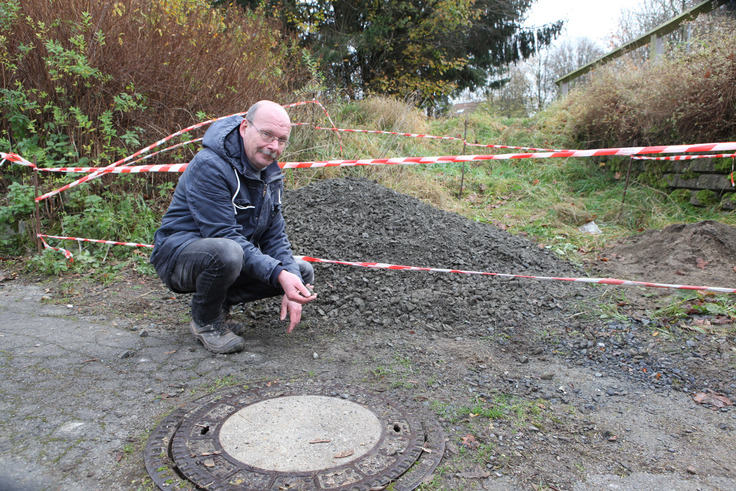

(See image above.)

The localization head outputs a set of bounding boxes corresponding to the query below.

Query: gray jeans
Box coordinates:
[169,238,314,324]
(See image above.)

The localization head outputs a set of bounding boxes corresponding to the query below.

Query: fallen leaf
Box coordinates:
[458,465,491,479]
[203,459,215,468]
[334,449,354,459]
[696,258,709,269]
[693,390,733,409]
[614,172,621,179]
[460,434,478,449]
[676,270,686,276]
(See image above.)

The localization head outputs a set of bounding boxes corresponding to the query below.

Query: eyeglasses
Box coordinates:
[247,119,289,148]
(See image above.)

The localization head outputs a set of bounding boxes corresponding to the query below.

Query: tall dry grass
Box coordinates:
[554,18,736,149]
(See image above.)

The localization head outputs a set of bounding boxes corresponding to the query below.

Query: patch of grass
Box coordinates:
[212,375,238,389]
[650,291,736,337]
[433,394,545,427]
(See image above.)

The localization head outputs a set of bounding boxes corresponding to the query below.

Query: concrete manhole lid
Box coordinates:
[144,380,445,490]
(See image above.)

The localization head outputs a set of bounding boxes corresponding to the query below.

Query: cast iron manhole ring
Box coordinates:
[144,380,445,490]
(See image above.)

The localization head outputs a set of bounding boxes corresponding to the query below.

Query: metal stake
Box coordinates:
[33,157,42,254]
[458,116,468,198]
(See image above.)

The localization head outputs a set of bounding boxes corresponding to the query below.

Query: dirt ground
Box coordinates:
[3,177,736,490]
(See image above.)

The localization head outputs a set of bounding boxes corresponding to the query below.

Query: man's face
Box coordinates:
[240,107,291,170]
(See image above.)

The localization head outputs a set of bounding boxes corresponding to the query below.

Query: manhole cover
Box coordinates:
[144,380,445,490]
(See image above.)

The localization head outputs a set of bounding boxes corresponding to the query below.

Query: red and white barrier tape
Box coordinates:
[632,153,736,161]
[18,142,736,177]
[285,100,343,153]
[278,142,736,169]
[35,163,189,174]
[39,234,154,249]
[0,152,36,169]
[296,256,736,294]
[38,235,73,260]
[35,111,247,202]
[32,100,340,199]
[34,234,736,294]
[126,137,203,166]
[293,123,559,152]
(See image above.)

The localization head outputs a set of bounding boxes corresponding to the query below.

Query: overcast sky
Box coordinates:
[524,0,644,48]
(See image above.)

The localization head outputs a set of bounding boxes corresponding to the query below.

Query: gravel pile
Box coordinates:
[283,177,591,339]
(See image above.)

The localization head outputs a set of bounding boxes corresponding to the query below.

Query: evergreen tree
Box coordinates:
[216,0,562,110]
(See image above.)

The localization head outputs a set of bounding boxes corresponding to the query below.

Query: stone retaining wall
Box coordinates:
[664,158,735,209]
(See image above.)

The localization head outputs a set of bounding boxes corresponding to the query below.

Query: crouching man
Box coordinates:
[150,100,316,353]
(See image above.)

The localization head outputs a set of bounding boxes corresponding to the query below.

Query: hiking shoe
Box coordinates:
[190,319,244,354]
[224,318,247,336]
[222,305,247,336]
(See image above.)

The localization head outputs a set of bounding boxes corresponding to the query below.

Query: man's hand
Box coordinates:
[277,270,317,333]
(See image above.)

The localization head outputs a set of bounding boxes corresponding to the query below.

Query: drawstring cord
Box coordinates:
[231,167,254,215]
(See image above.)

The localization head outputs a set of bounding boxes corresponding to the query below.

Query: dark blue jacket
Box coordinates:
[150,115,300,291]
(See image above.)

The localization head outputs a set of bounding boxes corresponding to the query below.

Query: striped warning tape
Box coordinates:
[632,153,736,160]
[278,142,736,169]
[0,152,36,169]
[38,235,73,260]
[296,256,736,294]
[14,142,736,177]
[34,163,189,174]
[34,110,247,202]
[35,235,736,294]
[293,123,559,152]
[39,234,154,248]
[31,99,341,198]
[631,152,735,186]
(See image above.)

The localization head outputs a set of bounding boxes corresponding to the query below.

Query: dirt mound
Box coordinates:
[282,177,591,338]
[595,220,736,289]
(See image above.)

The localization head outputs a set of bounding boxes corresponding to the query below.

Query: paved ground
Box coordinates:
[2,278,736,491]
[0,282,232,490]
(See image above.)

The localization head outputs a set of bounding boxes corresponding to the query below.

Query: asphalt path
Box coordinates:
[0,282,239,490]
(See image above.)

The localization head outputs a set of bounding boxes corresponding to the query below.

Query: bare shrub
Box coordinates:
[559,18,736,149]
[2,0,307,161]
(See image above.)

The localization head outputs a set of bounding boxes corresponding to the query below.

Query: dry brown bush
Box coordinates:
[3,0,307,159]
[559,18,736,149]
